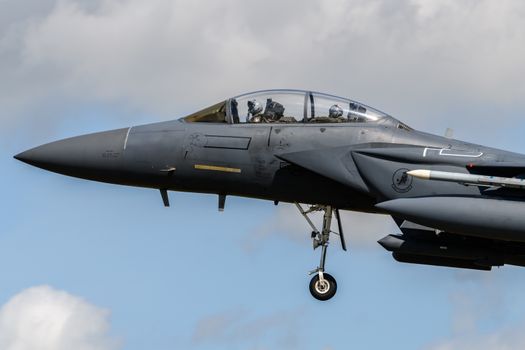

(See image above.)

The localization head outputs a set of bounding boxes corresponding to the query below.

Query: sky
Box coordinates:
[3,0,525,349]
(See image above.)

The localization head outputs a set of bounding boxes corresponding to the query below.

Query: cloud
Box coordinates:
[0,285,121,350]
[426,324,525,350]
[450,274,504,333]
[424,272,513,350]
[3,0,525,137]
[242,203,398,251]
[192,306,304,349]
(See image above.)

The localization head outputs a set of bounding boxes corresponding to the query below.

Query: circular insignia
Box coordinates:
[392,168,413,193]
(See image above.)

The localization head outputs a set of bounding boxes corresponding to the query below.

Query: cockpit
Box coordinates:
[182,89,391,124]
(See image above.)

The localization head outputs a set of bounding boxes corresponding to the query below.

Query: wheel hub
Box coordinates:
[315,279,330,294]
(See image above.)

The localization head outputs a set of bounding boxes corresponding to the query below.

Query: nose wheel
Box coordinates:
[309,272,337,301]
[295,204,347,301]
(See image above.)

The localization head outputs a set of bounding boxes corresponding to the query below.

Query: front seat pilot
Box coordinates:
[247,99,263,123]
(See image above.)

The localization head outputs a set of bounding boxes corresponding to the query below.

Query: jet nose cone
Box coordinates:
[14,147,53,167]
[14,128,129,181]
[14,150,30,163]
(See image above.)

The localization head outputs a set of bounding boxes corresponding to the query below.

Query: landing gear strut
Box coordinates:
[295,203,347,301]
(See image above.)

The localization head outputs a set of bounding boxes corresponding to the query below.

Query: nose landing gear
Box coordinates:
[295,204,347,301]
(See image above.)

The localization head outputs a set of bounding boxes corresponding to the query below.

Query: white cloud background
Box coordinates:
[0,286,120,350]
[3,0,525,133]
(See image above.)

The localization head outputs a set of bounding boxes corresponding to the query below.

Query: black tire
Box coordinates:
[309,273,337,301]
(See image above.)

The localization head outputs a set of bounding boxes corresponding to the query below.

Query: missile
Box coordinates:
[407,169,525,189]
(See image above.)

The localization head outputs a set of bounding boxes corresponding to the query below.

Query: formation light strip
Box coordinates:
[194,164,241,173]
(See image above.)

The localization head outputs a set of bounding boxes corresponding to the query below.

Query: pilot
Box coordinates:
[264,98,285,122]
[329,104,344,120]
[247,99,263,123]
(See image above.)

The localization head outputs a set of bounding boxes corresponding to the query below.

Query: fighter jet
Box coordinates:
[14,89,525,301]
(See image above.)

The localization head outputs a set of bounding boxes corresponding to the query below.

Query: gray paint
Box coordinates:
[14,89,525,272]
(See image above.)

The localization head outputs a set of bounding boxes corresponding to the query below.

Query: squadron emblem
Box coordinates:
[392,168,413,193]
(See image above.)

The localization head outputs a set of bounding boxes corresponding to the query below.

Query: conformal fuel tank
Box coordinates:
[376,197,525,242]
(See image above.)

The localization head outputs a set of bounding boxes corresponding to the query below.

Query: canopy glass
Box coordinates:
[183,89,389,124]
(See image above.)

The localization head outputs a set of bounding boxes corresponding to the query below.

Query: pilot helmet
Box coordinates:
[329,104,343,118]
[248,99,263,116]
